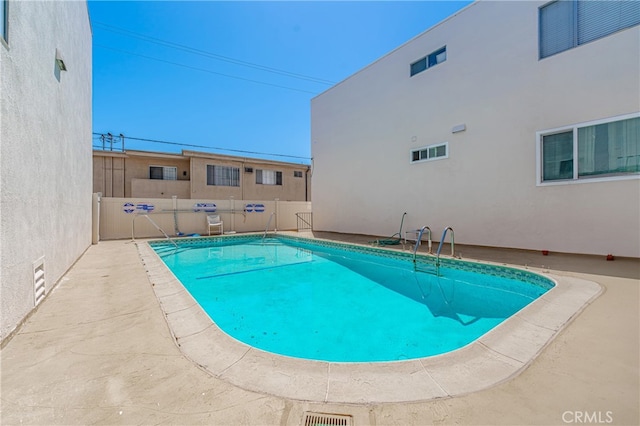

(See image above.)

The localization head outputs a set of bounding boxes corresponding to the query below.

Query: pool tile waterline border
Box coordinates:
[149,234,554,290]
[141,234,602,404]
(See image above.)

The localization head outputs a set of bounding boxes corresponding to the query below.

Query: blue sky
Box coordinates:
[89,1,472,164]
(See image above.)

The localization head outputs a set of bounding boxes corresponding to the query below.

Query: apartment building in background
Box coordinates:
[94,149,311,201]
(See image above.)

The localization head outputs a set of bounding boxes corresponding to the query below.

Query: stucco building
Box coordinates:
[94,149,311,201]
[311,0,640,257]
[1,1,93,341]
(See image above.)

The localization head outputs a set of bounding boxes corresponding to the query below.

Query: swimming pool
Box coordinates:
[151,235,554,362]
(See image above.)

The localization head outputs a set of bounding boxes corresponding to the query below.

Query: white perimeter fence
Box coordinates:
[96,196,312,241]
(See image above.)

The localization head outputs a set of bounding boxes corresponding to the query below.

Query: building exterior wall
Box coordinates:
[311,0,640,257]
[93,152,127,197]
[94,150,311,201]
[1,1,92,341]
[130,179,191,199]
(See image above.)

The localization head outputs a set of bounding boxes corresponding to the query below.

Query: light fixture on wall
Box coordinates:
[451,124,466,133]
[55,49,67,71]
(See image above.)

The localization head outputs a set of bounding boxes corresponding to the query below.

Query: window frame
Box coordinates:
[410,46,446,77]
[256,169,283,186]
[536,112,640,186]
[539,0,640,59]
[410,142,449,164]
[149,165,177,180]
[206,164,240,187]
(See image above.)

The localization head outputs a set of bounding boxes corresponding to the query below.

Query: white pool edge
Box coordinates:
[137,239,603,404]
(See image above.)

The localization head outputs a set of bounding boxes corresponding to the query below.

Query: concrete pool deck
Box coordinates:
[1,233,639,425]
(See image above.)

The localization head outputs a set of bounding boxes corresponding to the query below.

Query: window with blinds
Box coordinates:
[206,165,240,186]
[539,0,640,59]
[149,166,177,180]
[256,169,282,185]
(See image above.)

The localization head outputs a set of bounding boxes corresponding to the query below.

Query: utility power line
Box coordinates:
[93,21,336,86]
[95,44,320,95]
[92,132,312,162]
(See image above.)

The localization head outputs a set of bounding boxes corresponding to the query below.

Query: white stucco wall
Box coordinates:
[311,0,640,257]
[1,1,92,341]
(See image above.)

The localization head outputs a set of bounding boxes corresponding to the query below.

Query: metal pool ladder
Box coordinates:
[413,226,454,276]
[412,226,435,274]
[412,226,432,259]
[262,212,276,241]
[434,226,455,276]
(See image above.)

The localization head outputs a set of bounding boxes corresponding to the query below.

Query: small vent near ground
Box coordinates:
[302,412,353,426]
[33,257,46,306]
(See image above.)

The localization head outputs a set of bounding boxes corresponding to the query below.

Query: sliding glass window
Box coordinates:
[538,115,640,183]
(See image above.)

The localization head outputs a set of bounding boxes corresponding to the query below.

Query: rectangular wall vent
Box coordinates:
[302,412,353,426]
[33,257,46,306]
[244,167,253,173]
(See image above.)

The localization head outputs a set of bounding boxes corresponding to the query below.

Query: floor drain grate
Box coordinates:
[302,412,353,426]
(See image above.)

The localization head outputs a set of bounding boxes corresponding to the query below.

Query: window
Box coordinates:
[539,0,640,59]
[410,142,448,163]
[149,166,177,180]
[538,114,640,183]
[1,0,7,43]
[410,46,446,77]
[294,171,303,178]
[207,165,240,186]
[542,131,574,181]
[256,169,282,185]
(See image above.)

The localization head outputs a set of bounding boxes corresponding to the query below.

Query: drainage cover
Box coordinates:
[302,412,353,426]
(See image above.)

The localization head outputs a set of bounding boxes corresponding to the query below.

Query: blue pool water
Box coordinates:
[152,236,554,362]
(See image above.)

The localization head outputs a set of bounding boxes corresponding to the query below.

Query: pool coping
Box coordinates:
[137,235,603,404]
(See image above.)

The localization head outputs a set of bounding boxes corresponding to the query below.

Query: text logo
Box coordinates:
[562,411,613,424]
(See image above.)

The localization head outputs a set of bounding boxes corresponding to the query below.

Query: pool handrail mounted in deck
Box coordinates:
[412,226,432,262]
[413,226,454,276]
[262,212,276,240]
[436,226,455,259]
[132,213,178,248]
[434,227,455,276]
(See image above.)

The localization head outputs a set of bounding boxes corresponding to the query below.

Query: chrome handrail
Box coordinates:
[132,214,178,248]
[435,226,454,276]
[412,226,432,262]
[262,212,276,240]
[436,226,455,258]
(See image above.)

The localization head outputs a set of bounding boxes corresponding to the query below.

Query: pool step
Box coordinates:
[414,261,438,275]
[259,238,282,246]
[415,265,437,275]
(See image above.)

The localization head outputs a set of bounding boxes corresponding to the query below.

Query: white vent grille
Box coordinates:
[33,257,46,306]
[302,412,353,426]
